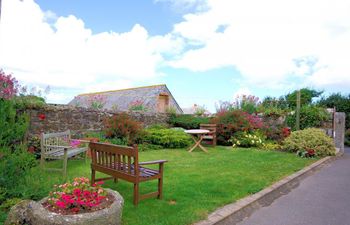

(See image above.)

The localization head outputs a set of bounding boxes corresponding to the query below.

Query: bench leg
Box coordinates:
[133,183,139,206]
[63,149,68,179]
[40,155,45,169]
[158,178,163,199]
[91,169,96,185]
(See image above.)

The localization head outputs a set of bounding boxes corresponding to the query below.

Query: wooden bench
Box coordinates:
[200,124,217,146]
[89,142,167,205]
[40,130,88,178]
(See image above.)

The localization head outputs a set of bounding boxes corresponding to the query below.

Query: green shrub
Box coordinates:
[0,146,37,202]
[286,105,330,130]
[104,113,143,144]
[13,95,46,109]
[345,129,350,146]
[143,127,192,148]
[231,130,266,148]
[169,114,211,129]
[0,100,29,148]
[283,128,336,156]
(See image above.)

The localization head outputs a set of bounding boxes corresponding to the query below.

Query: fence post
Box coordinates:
[295,90,301,130]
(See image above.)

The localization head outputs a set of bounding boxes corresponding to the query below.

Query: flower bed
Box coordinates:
[43,177,114,215]
[5,177,124,225]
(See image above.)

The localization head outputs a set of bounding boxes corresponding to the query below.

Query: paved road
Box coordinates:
[238,147,350,225]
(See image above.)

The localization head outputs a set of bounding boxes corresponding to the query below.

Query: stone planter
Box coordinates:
[5,189,123,225]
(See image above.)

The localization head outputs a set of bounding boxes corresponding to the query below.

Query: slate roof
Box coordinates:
[68,84,183,113]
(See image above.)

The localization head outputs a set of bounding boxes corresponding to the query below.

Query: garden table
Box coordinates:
[185,129,210,153]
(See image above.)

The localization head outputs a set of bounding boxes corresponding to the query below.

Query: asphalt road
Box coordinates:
[237,147,350,225]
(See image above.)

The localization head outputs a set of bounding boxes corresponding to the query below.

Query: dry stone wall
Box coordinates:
[27,104,169,137]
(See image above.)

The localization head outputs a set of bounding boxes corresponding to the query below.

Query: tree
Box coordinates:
[286,88,323,108]
[318,93,350,129]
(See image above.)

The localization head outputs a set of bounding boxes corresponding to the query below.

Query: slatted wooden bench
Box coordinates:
[40,130,88,178]
[200,124,217,146]
[89,142,167,205]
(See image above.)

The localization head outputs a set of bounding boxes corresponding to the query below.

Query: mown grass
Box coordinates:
[1,147,316,225]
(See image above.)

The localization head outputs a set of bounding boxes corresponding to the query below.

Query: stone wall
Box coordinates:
[27,104,169,137]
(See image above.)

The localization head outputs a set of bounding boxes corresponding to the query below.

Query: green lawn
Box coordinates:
[2,147,316,225]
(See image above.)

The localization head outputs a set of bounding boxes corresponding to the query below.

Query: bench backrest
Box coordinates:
[41,130,71,155]
[89,142,139,177]
[200,124,217,135]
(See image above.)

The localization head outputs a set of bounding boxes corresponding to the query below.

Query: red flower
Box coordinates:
[38,113,46,120]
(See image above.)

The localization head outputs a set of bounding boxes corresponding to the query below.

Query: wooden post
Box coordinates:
[333,106,336,138]
[296,90,301,130]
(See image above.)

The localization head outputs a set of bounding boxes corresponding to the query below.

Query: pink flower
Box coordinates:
[73,188,82,196]
[56,201,66,209]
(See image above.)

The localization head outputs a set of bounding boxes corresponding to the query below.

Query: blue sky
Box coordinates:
[1,0,350,112]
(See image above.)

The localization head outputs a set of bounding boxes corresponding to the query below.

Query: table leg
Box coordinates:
[188,135,208,153]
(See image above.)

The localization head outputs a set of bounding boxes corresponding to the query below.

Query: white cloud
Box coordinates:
[169,0,350,91]
[0,0,182,103]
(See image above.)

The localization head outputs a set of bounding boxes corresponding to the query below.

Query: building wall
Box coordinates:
[27,104,169,137]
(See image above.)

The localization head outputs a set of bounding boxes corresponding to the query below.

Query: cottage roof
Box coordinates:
[68,84,183,113]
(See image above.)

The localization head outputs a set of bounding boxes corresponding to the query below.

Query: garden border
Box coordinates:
[195,148,344,225]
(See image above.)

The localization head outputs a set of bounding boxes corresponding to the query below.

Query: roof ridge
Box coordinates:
[78,84,167,96]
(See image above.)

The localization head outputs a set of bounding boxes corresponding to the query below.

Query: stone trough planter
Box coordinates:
[5,188,124,225]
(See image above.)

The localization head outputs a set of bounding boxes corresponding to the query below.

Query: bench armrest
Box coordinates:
[139,160,168,165]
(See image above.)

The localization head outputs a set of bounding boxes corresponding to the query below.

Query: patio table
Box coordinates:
[185,129,210,153]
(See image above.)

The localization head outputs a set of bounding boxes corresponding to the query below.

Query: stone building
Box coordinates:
[68,84,183,114]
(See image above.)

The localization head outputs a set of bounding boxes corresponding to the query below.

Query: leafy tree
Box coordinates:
[318,93,350,129]
[285,88,323,108]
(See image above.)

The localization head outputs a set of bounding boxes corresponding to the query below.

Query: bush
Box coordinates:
[211,110,264,145]
[0,100,29,148]
[104,113,143,144]
[283,128,336,156]
[169,114,211,129]
[0,146,37,202]
[264,126,291,143]
[318,93,350,129]
[260,141,282,151]
[286,105,330,130]
[231,130,266,148]
[143,127,192,148]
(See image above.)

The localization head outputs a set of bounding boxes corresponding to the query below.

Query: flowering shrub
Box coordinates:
[47,177,107,214]
[211,110,265,145]
[230,130,266,148]
[87,94,106,110]
[128,100,147,111]
[104,113,143,144]
[0,70,18,100]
